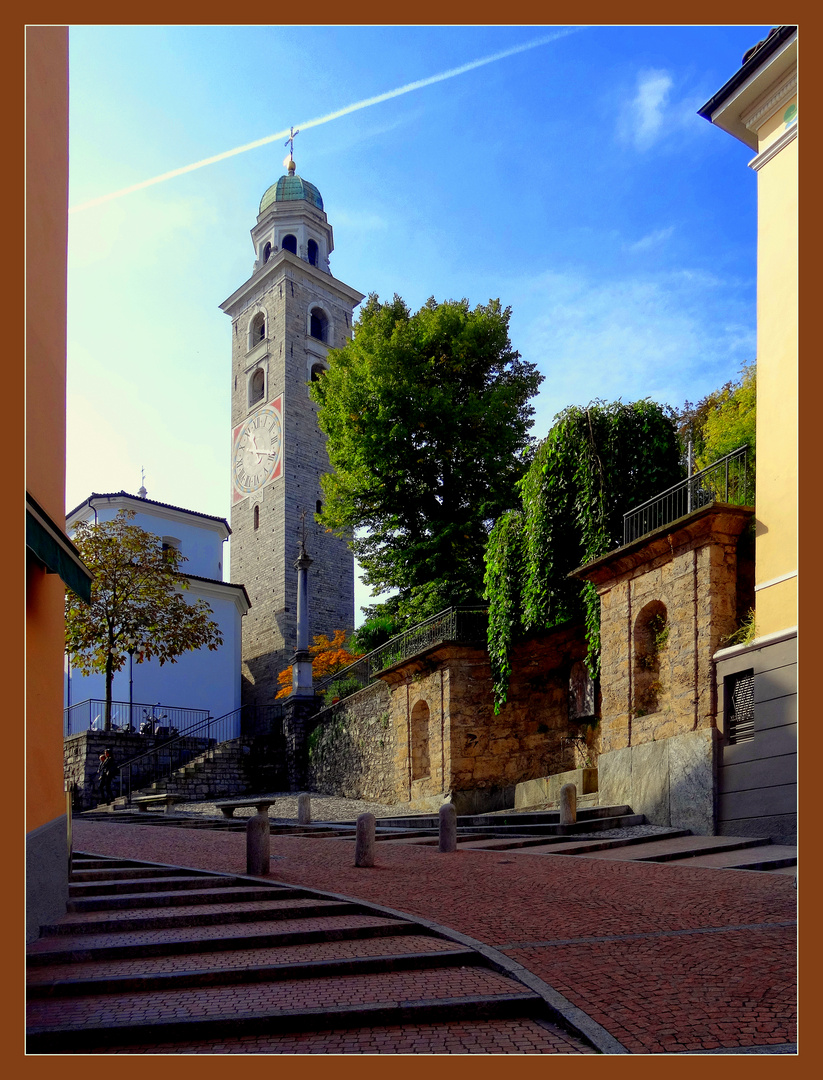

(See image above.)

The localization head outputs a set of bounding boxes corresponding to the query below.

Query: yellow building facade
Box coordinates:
[699,26,797,843]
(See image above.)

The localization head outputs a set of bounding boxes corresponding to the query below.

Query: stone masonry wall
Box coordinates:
[590,507,752,755]
[64,732,212,810]
[306,681,396,803]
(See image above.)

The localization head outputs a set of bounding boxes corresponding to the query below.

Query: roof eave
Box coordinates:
[697,26,797,149]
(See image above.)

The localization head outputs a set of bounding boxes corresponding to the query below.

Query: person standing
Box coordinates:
[97,748,115,804]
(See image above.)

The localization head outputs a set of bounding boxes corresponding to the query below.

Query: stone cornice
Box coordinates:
[569,504,754,589]
[741,69,797,134]
[748,122,797,171]
[220,251,365,315]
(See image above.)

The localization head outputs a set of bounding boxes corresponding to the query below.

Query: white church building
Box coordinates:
[64,490,250,733]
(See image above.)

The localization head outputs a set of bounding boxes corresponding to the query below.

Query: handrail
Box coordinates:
[314,606,489,698]
[622,445,752,546]
[115,702,283,804]
[64,698,210,738]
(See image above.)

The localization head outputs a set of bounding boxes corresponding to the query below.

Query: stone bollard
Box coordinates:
[559,783,577,826]
[439,803,458,852]
[354,812,376,867]
[297,792,312,825]
[246,802,271,875]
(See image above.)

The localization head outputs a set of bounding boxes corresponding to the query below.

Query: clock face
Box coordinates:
[232,397,283,503]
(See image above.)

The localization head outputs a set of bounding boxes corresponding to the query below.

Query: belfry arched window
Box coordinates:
[310,307,328,343]
[262,241,272,264]
[249,368,265,407]
[307,239,318,266]
[250,312,266,345]
[282,234,297,255]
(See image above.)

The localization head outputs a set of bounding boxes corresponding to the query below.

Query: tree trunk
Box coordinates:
[104,653,113,731]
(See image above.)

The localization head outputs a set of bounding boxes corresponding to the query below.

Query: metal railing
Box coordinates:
[314,606,489,699]
[64,698,210,738]
[115,702,283,804]
[623,445,753,546]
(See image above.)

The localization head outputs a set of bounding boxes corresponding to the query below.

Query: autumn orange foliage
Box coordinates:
[275,630,364,699]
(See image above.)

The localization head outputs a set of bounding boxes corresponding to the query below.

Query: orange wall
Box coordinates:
[26,26,70,832]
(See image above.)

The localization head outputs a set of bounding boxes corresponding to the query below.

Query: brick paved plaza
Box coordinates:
[71,819,797,1055]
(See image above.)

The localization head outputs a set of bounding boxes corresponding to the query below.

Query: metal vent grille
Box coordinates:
[727,670,755,743]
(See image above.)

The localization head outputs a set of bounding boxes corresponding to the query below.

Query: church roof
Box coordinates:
[259,172,324,215]
[67,491,231,534]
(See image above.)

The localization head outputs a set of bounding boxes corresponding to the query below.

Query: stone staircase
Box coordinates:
[89,802,797,876]
[361,807,797,874]
[115,738,255,808]
[25,853,601,1054]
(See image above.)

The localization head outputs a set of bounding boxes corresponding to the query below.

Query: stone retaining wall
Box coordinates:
[597,728,719,834]
[306,681,396,803]
[64,732,215,810]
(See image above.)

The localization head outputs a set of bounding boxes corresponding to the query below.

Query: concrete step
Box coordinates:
[27,945,483,998]
[27,989,545,1053]
[663,844,797,871]
[67,885,307,912]
[69,874,248,897]
[26,913,416,966]
[567,834,772,863]
[458,829,691,853]
[372,805,632,830]
[70,866,210,882]
[38,897,364,937]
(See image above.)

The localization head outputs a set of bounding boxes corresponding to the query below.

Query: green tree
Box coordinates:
[484,399,683,710]
[311,294,544,624]
[675,362,756,470]
[65,510,223,729]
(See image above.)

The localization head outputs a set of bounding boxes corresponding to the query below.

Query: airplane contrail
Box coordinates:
[69,28,582,213]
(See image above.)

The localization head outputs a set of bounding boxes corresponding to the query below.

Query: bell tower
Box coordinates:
[220,153,364,704]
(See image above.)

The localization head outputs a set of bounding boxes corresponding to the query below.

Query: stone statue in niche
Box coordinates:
[569,660,596,722]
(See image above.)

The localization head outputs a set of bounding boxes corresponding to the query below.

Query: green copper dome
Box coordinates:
[259,172,324,215]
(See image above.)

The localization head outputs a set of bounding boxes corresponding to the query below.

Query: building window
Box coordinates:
[316,500,322,515]
[310,307,328,342]
[310,362,326,382]
[262,241,272,264]
[307,239,318,266]
[161,536,181,561]
[249,368,265,407]
[411,700,431,780]
[253,504,260,531]
[633,600,668,717]
[249,311,266,349]
[282,234,297,255]
[726,670,755,743]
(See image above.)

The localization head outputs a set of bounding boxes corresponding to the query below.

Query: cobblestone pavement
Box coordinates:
[72,801,798,1056]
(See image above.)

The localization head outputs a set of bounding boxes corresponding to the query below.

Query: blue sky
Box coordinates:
[66,24,766,620]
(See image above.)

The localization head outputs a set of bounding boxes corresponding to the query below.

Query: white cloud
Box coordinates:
[618,68,705,152]
[626,225,675,252]
[510,266,755,435]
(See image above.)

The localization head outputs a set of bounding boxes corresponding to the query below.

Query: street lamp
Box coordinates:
[124,635,137,731]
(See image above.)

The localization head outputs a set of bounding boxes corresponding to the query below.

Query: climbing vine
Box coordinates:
[484,400,683,711]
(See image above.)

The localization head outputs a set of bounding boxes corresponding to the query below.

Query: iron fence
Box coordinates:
[115,702,283,803]
[623,445,752,546]
[64,698,210,738]
[314,606,489,700]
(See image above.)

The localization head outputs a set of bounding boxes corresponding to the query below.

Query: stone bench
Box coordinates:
[133,794,185,813]
[213,798,277,819]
